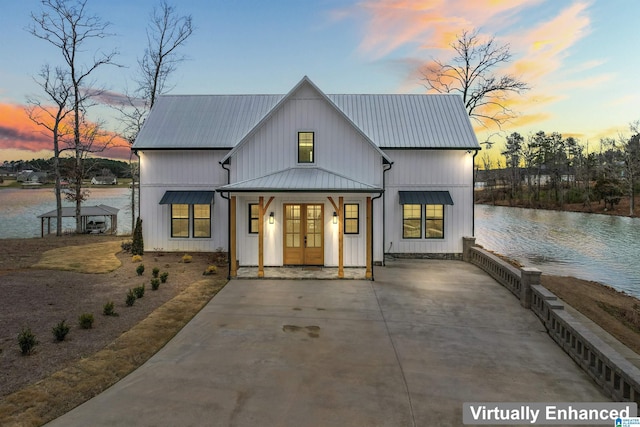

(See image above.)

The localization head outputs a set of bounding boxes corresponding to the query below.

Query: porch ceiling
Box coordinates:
[217,167,382,193]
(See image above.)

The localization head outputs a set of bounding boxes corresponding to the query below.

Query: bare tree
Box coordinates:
[139,0,194,109]
[421,29,529,129]
[26,65,72,236]
[29,0,119,233]
[117,1,194,231]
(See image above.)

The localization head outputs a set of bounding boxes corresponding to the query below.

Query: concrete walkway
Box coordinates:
[47,259,606,427]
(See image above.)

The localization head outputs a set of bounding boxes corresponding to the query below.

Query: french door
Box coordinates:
[283,204,324,265]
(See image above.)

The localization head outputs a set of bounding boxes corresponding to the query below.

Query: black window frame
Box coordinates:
[402,204,422,239]
[344,203,359,235]
[171,204,190,238]
[298,131,314,164]
[248,203,259,234]
[192,204,212,238]
[170,203,212,239]
[425,204,444,239]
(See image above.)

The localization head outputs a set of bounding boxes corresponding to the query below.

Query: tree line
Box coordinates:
[1,158,131,179]
[478,125,640,216]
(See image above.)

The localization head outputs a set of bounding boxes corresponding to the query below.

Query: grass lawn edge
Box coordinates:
[0,275,228,427]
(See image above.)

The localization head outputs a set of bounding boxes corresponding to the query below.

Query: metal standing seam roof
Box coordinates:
[398,191,454,205]
[38,204,120,218]
[217,167,383,192]
[133,95,283,150]
[159,191,216,205]
[132,79,480,151]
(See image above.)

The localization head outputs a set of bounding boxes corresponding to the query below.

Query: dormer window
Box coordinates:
[298,132,314,163]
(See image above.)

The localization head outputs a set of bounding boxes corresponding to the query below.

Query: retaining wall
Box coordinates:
[463,237,640,404]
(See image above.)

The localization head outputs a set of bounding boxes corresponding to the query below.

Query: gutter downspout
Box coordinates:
[381,160,393,267]
[220,161,231,280]
[371,190,384,281]
[472,150,479,236]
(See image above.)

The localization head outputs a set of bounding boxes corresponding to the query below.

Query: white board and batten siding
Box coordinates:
[235,194,371,267]
[139,150,229,252]
[383,150,474,255]
[231,86,383,187]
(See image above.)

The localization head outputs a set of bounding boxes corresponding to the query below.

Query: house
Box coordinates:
[132,77,480,278]
[17,171,48,184]
[91,175,118,185]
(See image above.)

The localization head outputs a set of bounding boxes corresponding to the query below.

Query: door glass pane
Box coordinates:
[306,205,322,248]
[285,205,301,248]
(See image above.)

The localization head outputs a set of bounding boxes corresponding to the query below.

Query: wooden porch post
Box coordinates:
[366,196,372,279]
[257,196,274,278]
[327,197,344,278]
[230,196,237,278]
[258,196,264,277]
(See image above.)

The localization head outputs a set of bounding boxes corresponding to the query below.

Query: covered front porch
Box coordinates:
[217,167,382,280]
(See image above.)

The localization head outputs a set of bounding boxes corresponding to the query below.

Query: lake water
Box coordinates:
[476,205,640,298]
[0,187,135,238]
[1,190,638,297]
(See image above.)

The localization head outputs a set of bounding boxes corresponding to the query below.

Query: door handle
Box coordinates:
[304,236,307,248]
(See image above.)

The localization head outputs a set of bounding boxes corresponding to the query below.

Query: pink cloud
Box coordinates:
[340,0,596,131]
[0,103,131,160]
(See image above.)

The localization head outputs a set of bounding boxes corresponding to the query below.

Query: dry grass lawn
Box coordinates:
[32,241,123,273]
[0,236,227,427]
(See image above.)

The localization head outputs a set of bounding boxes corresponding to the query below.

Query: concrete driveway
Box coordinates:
[47,259,606,426]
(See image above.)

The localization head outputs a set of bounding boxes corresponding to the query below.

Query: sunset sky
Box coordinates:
[1,0,638,164]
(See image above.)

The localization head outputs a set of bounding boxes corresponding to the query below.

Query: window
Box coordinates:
[402,204,422,239]
[171,204,211,238]
[171,204,189,238]
[344,203,359,234]
[425,205,444,239]
[193,204,211,238]
[249,203,259,234]
[298,131,314,163]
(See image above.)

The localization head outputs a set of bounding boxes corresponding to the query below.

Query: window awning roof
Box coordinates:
[159,191,215,205]
[398,191,454,205]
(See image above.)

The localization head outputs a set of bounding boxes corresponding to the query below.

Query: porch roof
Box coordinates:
[217,167,382,193]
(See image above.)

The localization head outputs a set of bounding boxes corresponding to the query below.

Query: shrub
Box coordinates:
[151,278,160,290]
[121,240,133,253]
[132,255,142,263]
[133,284,145,299]
[132,217,144,255]
[52,320,70,342]
[78,313,94,329]
[152,267,160,278]
[18,327,38,355]
[160,272,169,283]
[136,264,145,276]
[103,301,118,316]
[203,265,217,275]
[126,289,136,306]
[182,254,192,263]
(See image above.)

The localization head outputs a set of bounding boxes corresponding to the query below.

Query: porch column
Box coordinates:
[230,196,237,278]
[338,197,344,278]
[366,196,372,279]
[258,196,264,278]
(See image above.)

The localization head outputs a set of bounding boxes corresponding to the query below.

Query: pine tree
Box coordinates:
[132,217,144,255]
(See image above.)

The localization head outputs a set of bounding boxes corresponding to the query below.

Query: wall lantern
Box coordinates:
[269,212,274,224]
[332,211,338,224]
